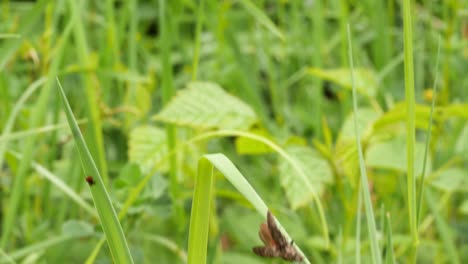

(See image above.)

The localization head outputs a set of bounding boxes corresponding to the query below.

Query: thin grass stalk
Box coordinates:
[347,24,381,264]
[68,0,108,182]
[191,0,204,81]
[159,0,184,233]
[402,0,419,256]
[384,213,396,264]
[424,188,460,263]
[57,79,134,264]
[416,37,441,225]
[312,0,323,140]
[355,185,362,264]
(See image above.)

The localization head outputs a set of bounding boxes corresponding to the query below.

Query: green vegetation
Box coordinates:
[1,1,467,263]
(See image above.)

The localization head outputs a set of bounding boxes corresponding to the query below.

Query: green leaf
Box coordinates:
[429,168,468,192]
[308,68,378,97]
[373,102,441,133]
[365,137,432,176]
[153,82,257,130]
[235,128,275,154]
[279,146,333,209]
[128,125,168,174]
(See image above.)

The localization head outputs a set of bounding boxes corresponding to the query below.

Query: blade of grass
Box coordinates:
[141,234,187,263]
[348,24,382,264]
[68,0,108,182]
[1,15,74,247]
[0,233,91,262]
[384,213,396,264]
[416,37,441,225]
[191,0,204,81]
[424,188,459,263]
[187,153,311,264]
[187,158,214,264]
[402,0,418,253]
[355,186,362,264]
[159,0,184,234]
[237,0,284,41]
[56,78,134,264]
[8,151,97,217]
[0,77,46,169]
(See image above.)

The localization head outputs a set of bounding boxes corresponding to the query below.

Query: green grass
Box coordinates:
[1,1,467,263]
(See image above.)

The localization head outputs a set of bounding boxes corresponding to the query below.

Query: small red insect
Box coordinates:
[252,210,303,262]
[85,176,95,186]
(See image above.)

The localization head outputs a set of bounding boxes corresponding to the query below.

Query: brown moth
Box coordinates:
[252,211,303,262]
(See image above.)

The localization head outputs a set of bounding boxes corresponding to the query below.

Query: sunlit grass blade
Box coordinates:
[347,25,382,264]
[187,153,311,264]
[56,78,134,264]
[402,0,418,254]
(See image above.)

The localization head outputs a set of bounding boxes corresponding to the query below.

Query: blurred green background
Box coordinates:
[0,0,467,263]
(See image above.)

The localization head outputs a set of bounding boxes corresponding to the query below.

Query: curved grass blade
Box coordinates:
[348,25,381,264]
[56,78,134,264]
[187,153,311,264]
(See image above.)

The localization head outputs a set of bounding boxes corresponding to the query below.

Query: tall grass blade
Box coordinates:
[402,0,418,252]
[347,25,381,264]
[237,0,284,40]
[56,79,134,264]
[384,213,396,264]
[187,153,311,264]
[416,37,441,225]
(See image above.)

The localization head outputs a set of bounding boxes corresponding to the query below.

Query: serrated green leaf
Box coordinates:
[279,146,333,209]
[153,82,257,130]
[308,68,378,97]
[365,137,432,176]
[128,125,168,174]
[429,168,468,192]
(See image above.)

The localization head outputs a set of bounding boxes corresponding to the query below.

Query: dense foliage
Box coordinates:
[1,0,467,263]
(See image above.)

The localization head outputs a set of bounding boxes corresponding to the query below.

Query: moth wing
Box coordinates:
[281,245,304,262]
[258,222,276,246]
[266,211,289,248]
[252,246,281,258]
